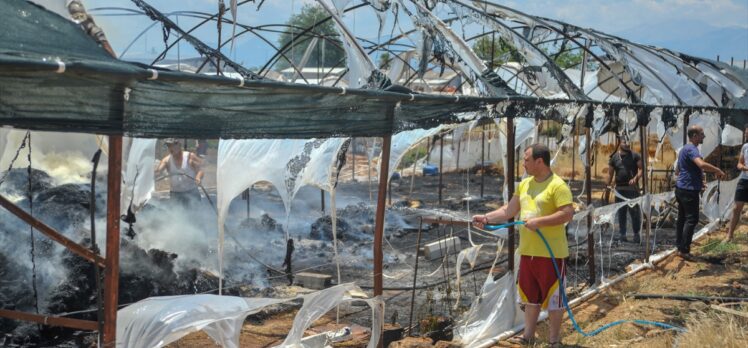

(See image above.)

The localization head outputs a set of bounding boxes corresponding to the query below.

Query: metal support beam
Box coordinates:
[585,127,595,286]
[507,116,516,272]
[0,194,105,268]
[0,309,97,331]
[103,135,122,347]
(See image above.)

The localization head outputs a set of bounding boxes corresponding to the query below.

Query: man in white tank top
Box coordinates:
[155,138,204,207]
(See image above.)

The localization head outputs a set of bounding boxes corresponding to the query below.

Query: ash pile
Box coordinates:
[0,169,218,346]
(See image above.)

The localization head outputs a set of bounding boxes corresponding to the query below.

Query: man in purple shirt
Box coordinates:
[675,125,725,257]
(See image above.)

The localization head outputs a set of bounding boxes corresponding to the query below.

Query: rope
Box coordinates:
[484,221,686,336]
[27,133,41,319]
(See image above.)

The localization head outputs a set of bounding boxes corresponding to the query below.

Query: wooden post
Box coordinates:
[571,131,577,183]
[0,195,105,267]
[456,134,461,172]
[585,127,595,286]
[640,120,652,262]
[351,137,356,182]
[103,135,122,347]
[374,109,393,302]
[408,218,424,334]
[507,116,516,272]
[439,135,444,205]
[481,126,487,197]
[321,189,325,213]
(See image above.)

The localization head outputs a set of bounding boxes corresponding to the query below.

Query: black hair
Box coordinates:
[528,144,551,166]
[687,127,701,138]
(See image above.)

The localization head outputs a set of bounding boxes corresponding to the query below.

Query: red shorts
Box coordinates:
[517,255,566,311]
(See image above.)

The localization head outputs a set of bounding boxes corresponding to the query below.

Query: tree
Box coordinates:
[552,50,583,69]
[378,52,392,70]
[276,4,345,70]
[471,35,523,68]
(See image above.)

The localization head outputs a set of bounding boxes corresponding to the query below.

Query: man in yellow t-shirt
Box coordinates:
[472,144,574,346]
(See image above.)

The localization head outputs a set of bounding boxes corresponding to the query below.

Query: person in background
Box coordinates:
[196,139,208,158]
[725,126,748,242]
[155,138,204,207]
[674,126,726,258]
[472,144,574,347]
[606,134,643,243]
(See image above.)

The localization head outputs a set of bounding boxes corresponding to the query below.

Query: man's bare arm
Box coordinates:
[155,156,169,175]
[472,195,520,227]
[524,204,574,231]
[189,153,204,184]
[693,157,726,178]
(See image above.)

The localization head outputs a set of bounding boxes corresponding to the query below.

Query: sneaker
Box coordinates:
[615,234,628,242]
[632,234,641,244]
[677,251,696,262]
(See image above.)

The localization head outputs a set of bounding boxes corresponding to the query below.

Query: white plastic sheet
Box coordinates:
[702,177,740,222]
[317,0,377,88]
[453,239,522,348]
[384,126,443,180]
[117,283,383,348]
[121,138,157,213]
[216,138,347,292]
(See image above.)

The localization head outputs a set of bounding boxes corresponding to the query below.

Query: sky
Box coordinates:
[36,0,748,66]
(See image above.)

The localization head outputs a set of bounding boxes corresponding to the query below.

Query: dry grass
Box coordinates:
[678,308,748,348]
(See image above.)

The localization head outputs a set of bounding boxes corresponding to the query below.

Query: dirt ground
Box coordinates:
[496,223,748,348]
[157,138,745,348]
[166,221,748,348]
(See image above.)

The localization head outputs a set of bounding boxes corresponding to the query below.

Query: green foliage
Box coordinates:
[553,49,584,69]
[700,238,738,255]
[378,52,392,70]
[540,122,562,139]
[276,4,345,70]
[471,35,523,68]
[401,145,428,168]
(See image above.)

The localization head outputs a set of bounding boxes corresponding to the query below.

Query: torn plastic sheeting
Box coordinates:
[722,124,744,146]
[426,129,502,172]
[121,137,156,214]
[702,177,740,222]
[669,110,722,159]
[593,191,674,226]
[278,283,384,348]
[453,271,522,348]
[216,138,347,293]
[116,283,383,348]
[117,294,288,348]
[454,244,483,306]
[446,1,571,99]
[317,0,380,88]
[384,125,444,180]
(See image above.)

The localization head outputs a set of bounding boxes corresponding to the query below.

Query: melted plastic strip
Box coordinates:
[121,138,157,213]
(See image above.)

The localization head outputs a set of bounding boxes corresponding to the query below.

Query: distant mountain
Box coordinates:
[618,19,748,61]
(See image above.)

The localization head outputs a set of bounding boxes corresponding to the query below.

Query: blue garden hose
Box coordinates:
[483,221,686,336]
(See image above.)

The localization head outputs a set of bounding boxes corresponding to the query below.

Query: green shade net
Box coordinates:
[0,0,745,138]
